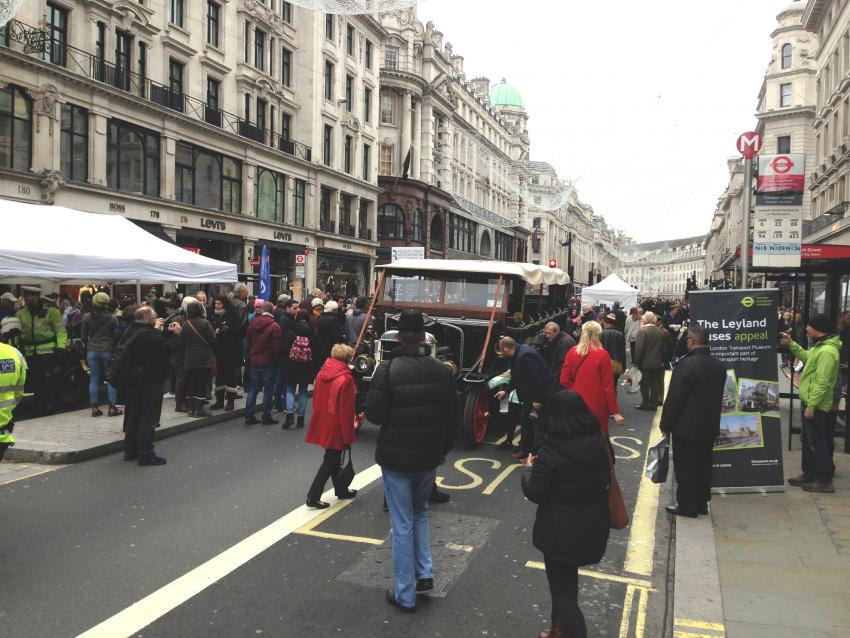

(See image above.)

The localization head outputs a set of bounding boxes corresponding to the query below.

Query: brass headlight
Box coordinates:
[353,355,375,375]
[442,360,459,375]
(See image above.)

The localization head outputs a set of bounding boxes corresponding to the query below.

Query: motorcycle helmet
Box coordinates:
[1,316,22,339]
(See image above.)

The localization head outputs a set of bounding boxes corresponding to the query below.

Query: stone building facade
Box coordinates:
[0,0,383,299]
[620,236,706,300]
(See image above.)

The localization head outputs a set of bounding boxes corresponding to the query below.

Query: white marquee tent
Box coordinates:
[581,274,639,311]
[0,201,237,283]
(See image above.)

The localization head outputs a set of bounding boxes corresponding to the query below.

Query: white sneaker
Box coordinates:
[163,392,176,399]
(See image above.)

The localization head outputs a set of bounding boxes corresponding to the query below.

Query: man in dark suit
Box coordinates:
[660,326,726,517]
[633,311,667,410]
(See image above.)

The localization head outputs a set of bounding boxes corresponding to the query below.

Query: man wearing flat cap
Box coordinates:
[16,286,67,414]
[366,310,459,613]
[781,313,842,493]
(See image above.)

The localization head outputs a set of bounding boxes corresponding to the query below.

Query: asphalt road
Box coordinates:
[0,392,673,638]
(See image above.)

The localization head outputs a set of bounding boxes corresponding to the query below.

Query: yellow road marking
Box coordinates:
[674,619,725,632]
[525,561,654,590]
[297,529,384,545]
[635,583,648,638]
[623,372,668,576]
[445,543,474,552]
[436,457,499,490]
[618,584,637,638]
[482,462,522,495]
[673,632,724,638]
[610,436,643,459]
[0,466,56,485]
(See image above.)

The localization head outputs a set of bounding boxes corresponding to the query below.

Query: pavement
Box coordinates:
[0,390,672,637]
[672,399,850,638]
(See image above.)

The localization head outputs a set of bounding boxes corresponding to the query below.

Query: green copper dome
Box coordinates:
[489,79,524,108]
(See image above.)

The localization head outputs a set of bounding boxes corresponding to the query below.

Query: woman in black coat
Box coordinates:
[284,310,316,429]
[521,390,610,638]
[209,295,242,411]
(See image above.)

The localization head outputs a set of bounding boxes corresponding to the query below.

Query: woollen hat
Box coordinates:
[398,310,425,332]
[311,297,324,308]
[808,313,833,335]
[92,292,110,307]
[254,298,265,308]
[324,300,339,313]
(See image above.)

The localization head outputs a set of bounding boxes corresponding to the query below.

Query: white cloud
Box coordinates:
[417,0,791,242]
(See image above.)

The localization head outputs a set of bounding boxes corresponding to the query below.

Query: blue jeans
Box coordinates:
[273,361,286,400]
[87,350,117,406]
[245,365,275,419]
[286,383,308,416]
[382,467,437,608]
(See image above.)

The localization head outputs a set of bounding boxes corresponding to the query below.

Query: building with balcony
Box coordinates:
[374,9,531,265]
[620,236,706,300]
[0,1,383,299]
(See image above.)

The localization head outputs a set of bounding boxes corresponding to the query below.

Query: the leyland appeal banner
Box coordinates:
[690,289,784,492]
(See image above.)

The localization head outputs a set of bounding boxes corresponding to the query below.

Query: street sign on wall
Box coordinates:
[391,247,425,261]
[736,132,763,159]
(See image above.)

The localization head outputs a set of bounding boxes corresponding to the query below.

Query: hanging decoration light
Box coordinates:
[286,0,422,15]
[0,0,24,27]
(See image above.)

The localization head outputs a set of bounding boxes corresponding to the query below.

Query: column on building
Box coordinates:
[161,135,177,201]
[412,97,422,180]
[90,109,109,187]
[400,90,412,174]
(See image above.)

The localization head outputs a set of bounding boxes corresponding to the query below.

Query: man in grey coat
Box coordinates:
[634,311,667,411]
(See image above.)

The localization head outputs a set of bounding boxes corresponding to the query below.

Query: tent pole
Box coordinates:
[136,281,141,304]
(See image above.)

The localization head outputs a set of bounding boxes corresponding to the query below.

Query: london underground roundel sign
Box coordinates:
[736,131,763,160]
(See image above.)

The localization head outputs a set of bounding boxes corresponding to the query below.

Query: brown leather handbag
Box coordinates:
[607,446,630,529]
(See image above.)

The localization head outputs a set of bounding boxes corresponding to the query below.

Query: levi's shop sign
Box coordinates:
[757,154,805,193]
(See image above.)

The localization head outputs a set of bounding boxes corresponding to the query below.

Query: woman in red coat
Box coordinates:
[305,343,358,508]
[560,321,625,436]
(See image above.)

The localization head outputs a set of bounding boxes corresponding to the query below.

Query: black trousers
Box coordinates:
[307,448,344,501]
[123,381,164,458]
[639,368,663,408]
[672,435,714,515]
[185,368,211,402]
[543,556,587,638]
[26,354,56,411]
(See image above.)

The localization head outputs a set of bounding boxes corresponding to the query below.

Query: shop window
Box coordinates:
[430,215,444,251]
[255,166,285,222]
[449,214,476,253]
[174,140,242,213]
[0,85,32,172]
[60,103,88,183]
[107,119,160,196]
[316,254,368,299]
[293,178,306,226]
[411,208,424,242]
[378,203,405,239]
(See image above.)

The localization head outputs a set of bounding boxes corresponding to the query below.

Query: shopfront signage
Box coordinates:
[391,247,426,261]
[342,243,353,251]
[109,202,126,213]
[273,230,293,242]
[150,210,160,219]
[691,289,784,493]
[200,218,227,231]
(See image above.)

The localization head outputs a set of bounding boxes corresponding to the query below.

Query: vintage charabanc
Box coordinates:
[351,259,571,447]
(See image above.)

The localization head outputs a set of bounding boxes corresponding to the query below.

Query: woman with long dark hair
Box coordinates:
[521,389,611,638]
[209,295,241,411]
[181,298,216,417]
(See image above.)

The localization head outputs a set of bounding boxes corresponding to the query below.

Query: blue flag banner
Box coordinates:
[259,244,271,301]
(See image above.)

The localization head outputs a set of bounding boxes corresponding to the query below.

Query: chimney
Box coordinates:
[470,77,491,103]
[450,54,464,74]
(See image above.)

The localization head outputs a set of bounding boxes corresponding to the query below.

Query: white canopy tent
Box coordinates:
[581,274,640,311]
[0,201,237,284]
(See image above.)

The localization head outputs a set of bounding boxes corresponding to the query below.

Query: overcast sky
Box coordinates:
[417,0,794,243]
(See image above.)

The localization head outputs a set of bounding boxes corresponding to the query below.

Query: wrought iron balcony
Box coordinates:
[320,218,335,233]
[803,202,848,238]
[0,21,312,162]
[339,223,355,237]
[358,227,372,240]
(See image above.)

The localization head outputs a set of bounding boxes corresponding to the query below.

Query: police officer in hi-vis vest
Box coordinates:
[15,286,66,415]
[0,338,27,462]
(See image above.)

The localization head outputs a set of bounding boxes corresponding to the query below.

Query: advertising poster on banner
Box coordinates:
[391,247,426,261]
[690,289,784,492]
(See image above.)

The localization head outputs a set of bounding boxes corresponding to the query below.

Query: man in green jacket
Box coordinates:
[16,286,67,415]
[781,313,842,493]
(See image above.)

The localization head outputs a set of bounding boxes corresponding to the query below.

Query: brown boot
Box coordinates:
[108,404,123,417]
[91,405,103,417]
[194,400,213,418]
[225,397,235,411]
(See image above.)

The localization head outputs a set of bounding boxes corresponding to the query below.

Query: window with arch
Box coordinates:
[107,120,160,196]
[479,230,491,257]
[378,203,405,239]
[174,140,242,213]
[430,215,444,251]
[411,208,424,241]
[255,166,285,222]
[782,43,792,69]
[0,85,32,172]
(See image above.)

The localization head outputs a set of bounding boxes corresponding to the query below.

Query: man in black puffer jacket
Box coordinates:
[366,310,459,613]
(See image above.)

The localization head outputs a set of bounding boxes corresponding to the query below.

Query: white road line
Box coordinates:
[75,463,384,638]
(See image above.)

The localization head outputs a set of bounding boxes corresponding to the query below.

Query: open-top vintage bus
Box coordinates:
[352,259,570,447]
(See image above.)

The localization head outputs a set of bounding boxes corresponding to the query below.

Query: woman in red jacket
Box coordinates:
[305,343,358,508]
[560,321,625,436]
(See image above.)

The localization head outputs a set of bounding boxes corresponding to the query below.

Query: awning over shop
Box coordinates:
[580,273,640,311]
[1,201,237,283]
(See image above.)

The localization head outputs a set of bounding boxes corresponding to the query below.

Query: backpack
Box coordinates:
[106,329,143,390]
[288,335,312,363]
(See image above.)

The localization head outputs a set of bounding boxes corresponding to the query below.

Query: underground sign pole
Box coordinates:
[736,131,762,288]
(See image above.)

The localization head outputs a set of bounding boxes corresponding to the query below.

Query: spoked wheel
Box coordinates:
[462,386,491,448]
